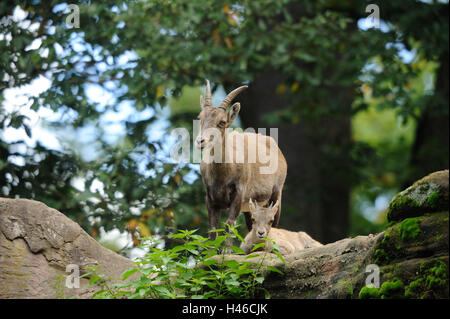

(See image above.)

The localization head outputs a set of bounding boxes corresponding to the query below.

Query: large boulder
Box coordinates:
[0,198,135,298]
[219,170,449,298]
[260,170,449,298]
[262,212,448,298]
[211,208,448,298]
[387,170,449,222]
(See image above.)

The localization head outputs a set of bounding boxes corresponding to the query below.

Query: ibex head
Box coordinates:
[195,80,248,150]
[248,199,280,239]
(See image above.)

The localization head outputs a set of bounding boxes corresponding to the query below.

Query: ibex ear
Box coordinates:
[200,95,205,108]
[271,200,280,214]
[248,198,256,212]
[227,102,240,123]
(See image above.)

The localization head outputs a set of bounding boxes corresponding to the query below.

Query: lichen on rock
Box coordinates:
[387,170,449,222]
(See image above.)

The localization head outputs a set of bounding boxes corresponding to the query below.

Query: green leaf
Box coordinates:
[213,235,227,248]
[171,245,186,253]
[24,124,32,138]
[255,276,265,284]
[203,259,218,266]
[251,242,266,251]
[187,248,199,255]
[267,266,283,275]
[231,228,245,243]
[296,51,316,62]
[121,267,139,280]
[273,249,286,264]
[153,286,171,296]
[225,279,240,287]
[229,245,246,255]
[224,259,240,269]
[169,233,187,239]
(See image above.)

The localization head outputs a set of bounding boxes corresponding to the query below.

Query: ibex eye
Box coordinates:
[218,121,226,128]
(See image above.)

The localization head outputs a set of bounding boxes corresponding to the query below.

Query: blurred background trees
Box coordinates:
[1,0,448,252]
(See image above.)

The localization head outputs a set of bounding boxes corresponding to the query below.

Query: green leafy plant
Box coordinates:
[86,225,284,299]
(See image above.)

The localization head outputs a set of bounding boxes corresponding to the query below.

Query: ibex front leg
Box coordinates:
[206,196,221,241]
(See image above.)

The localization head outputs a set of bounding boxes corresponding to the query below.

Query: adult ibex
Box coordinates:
[195,80,287,241]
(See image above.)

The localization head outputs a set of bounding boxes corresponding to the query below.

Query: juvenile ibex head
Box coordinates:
[248,199,280,239]
[195,80,248,150]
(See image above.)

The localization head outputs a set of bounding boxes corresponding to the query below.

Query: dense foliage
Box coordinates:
[87,226,284,299]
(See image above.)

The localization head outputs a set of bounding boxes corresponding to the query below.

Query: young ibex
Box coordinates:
[195,80,287,241]
[240,199,323,256]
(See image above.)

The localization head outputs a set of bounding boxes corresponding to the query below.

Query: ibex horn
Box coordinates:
[218,85,248,109]
[205,80,212,107]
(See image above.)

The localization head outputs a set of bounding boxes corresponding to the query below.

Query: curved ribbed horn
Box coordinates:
[219,85,248,109]
[204,80,212,107]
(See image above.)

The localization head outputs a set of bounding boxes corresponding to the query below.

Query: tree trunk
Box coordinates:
[406,51,449,187]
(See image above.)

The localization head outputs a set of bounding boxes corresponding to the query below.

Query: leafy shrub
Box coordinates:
[85,226,284,299]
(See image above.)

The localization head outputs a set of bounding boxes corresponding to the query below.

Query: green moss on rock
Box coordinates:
[359,256,449,299]
[423,260,448,290]
[405,278,424,298]
[381,229,391,245]
[374,249,389,265]
[51,273,66,299]
[380,278,405,299]
[359,286,380,299]
[399,217,421,241]
[404,259,448,299]
[337,279,354,297]
[359,278,406,299]
[372,212,448,267]
[426,192,440,209]
[389,196,419,212]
